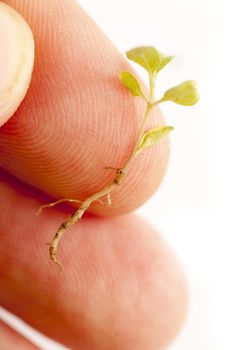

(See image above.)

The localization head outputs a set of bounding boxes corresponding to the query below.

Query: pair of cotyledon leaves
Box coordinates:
[120,46,199,155]
[120,46,199,106]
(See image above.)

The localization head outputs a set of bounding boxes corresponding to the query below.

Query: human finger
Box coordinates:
[0,2,34,127]
[0,0,169,216]
[0,320,38,350]
[0,171,187,350]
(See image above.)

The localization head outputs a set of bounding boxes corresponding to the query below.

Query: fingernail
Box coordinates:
[0,2,34,127]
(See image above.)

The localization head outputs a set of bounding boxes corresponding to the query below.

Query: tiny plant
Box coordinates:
[37,46,199,271]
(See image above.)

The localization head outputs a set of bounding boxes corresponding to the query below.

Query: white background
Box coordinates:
[0,0,232,349]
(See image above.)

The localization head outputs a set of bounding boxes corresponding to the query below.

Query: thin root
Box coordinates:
[49,206,87,271]
[107,193,112,207]
[47,194,106,270]
[53,259,62,272]
[36,198,82,216]
[45,242,62,271]
[49,232,64,272]
[37,198,105,216]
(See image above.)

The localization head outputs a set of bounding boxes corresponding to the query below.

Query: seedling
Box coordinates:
[38,46,199,271]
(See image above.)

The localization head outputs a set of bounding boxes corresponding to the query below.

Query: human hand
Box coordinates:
[0,1,187,349]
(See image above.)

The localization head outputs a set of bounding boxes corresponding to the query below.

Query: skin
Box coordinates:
[0,1,188,349]
[0,321,38,350]
[0,2,34,127]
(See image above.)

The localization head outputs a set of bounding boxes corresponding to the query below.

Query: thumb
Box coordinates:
[0,2,34,127]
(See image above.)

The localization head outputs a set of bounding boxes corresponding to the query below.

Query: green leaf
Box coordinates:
[126,46,173,75]
[157,55,173,72]
[119,71,143,97]
[160,80,199,106]
[136,126,174,156]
